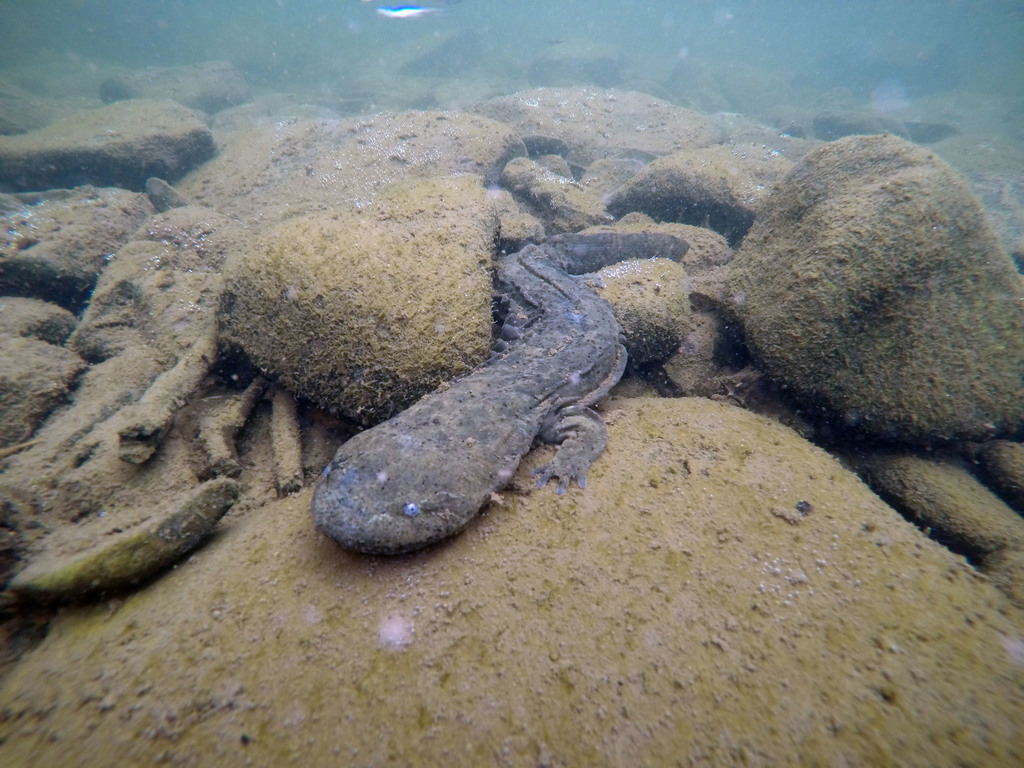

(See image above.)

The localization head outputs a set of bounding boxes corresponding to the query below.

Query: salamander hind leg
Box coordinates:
[532,405,609,495]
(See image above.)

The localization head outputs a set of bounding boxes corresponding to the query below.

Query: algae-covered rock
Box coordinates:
[728,134,1024,442]
[596,257,690,367]
[219,175,497,424]
[606,143,793,245]
[0,100,215,192]
[6,477,238,602]
[580,213,732,273]
[1,399,1022,766]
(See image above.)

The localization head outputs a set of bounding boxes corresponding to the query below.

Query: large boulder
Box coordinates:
[219,175,498,424]
[727,134,1024,442]
[0,100,215,192]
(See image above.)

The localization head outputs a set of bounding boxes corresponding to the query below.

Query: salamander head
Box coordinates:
[311,456,473,556]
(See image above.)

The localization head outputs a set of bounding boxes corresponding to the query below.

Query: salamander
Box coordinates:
[311,231,689,554]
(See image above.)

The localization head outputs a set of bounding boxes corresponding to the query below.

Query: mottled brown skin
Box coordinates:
[311,232,688,554]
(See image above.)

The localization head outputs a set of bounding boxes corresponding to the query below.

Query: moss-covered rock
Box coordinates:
[975,440,1024,514]
[473,88,720,170]
[0,297,76,345]
[100,60,251,114]
[727,134,1024,442]
[178,110,526,231]
[219,175,498,424]
[581,212,733,273]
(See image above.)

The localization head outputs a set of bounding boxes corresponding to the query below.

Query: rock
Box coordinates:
[727,134,1024,442]
[219,175,497,424]
[144,177,188,212]
[606,144,793,245]
[488,188,545,244]
[99,60,251,114]
[812,112,958,144]
[0,186,155,311]
[662,309,730,397]
[500,156,611,234]
[1,398,1022,765]
[473,88,719,170]
[0,78,64,136]
[0,206,242,585]
[399,30,484,78]
[974,441,1024,515]
[532,153,573,178]
[525,44,626,88]
[178,110,525,230]
[70,205,242,362]
[6,477,238,602]
[578,156,646,198]
[595,257,690,367]
[0,297,76,345]
[858,452,1024,606]
[0,336,85,447]
[0,100,215,192]
[708,111,821,166]
[583,213,733,273]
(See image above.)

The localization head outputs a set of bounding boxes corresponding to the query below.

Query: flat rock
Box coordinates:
[100,60,251,114]
[0,186,154,311]
[6,477,238,603]
[1,398,1021,765]
[727,134,1024,442]
[0,100,215,192]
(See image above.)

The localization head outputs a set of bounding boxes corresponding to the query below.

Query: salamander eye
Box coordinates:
[403,502,421,517]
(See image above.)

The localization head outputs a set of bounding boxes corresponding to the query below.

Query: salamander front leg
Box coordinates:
[532,405,609,495]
